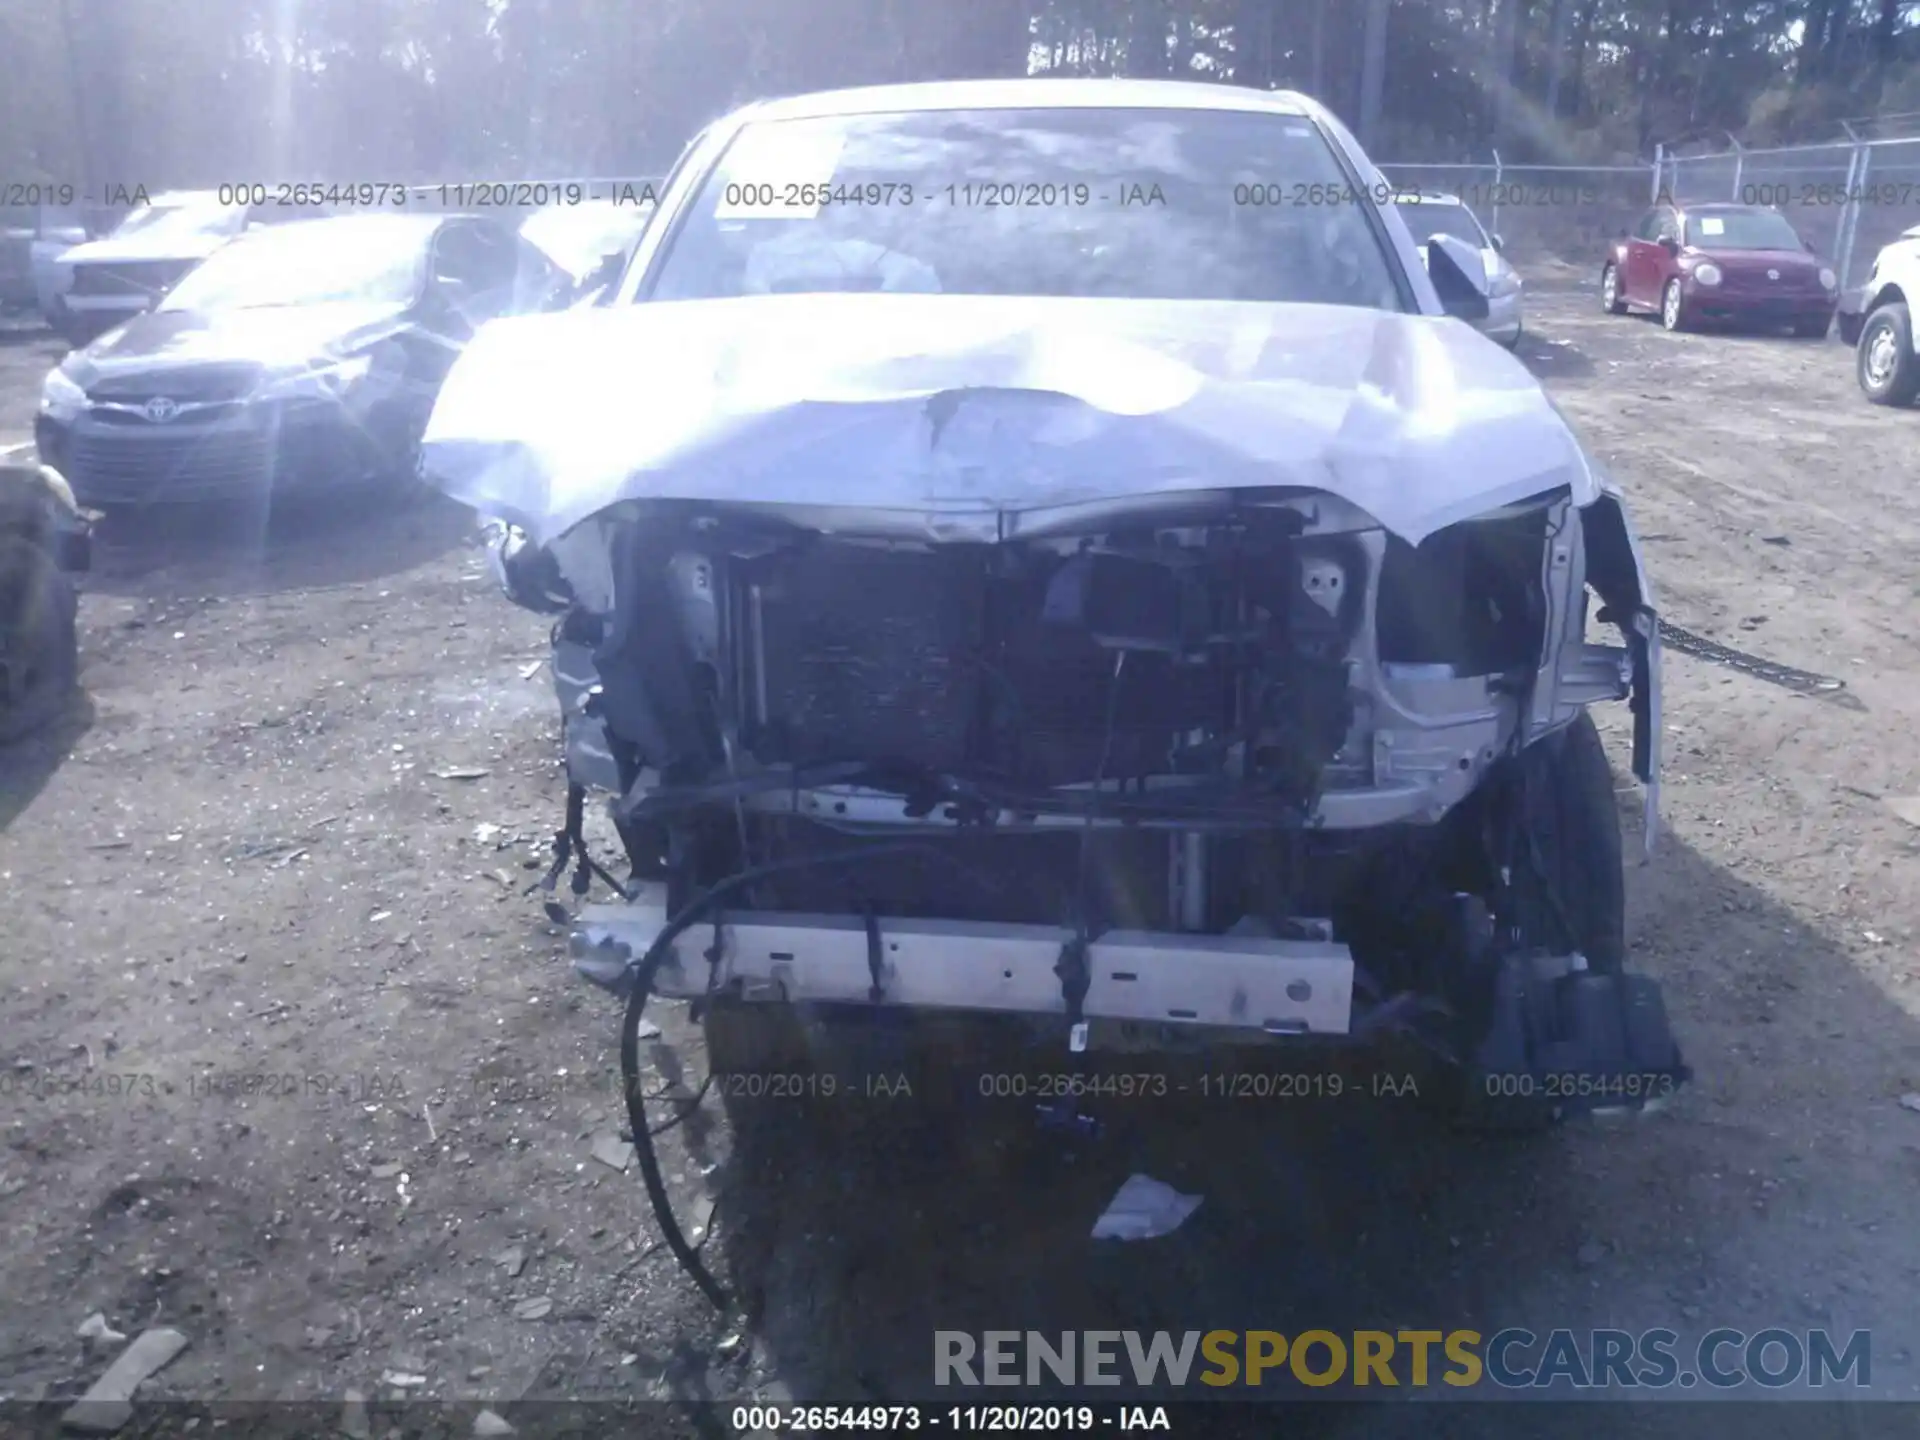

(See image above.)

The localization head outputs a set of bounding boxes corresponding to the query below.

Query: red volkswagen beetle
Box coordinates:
[1599,201,1839,337]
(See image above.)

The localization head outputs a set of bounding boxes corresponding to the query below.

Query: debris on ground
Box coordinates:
[494,1244,528,1277]
[432,767,492,781]
[474,1409,515,1436]
[75,1313,126,1347]
[590,1133,635,1171]
[340,1389,371,1440]
[1899,1094,1920,1115]
[59,1327,189,1433]
[380,1370,427,1388]
[1090,1174,1202,1241]
[511,1296,553,1320]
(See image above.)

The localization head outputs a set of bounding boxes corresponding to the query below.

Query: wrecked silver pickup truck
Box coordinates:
[422,80,1686,1148]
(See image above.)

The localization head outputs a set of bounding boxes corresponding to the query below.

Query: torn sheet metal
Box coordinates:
[420,292,1600,549]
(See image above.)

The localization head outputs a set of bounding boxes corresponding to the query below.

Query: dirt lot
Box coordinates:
[3,282,1920,1437]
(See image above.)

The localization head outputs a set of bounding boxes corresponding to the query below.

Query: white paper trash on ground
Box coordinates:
[1091,1173,1202,1241]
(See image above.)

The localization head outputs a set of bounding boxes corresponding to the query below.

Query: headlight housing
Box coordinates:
[1819,267,1837,291]
[39,366,87,424]
[1691,262,1723,287]
[255,353,374,404]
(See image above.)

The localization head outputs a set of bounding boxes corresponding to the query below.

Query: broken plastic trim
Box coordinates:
[1466,950,1691,1121]
[1630,607,1660,860]
[1657,619,1856,707]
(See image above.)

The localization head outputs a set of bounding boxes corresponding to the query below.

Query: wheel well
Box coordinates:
[1868,282,1906,315]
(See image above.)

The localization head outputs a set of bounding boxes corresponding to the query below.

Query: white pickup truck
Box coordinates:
[1838,224,1920,405]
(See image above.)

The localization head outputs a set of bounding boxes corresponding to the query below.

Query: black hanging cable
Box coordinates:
[618,840,1000,1309]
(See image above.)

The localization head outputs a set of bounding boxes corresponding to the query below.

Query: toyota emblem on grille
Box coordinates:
[142,396,180,423]
[1767,268,1781,280]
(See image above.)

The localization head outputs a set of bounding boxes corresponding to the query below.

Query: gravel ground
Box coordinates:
[3,278,1920,1437]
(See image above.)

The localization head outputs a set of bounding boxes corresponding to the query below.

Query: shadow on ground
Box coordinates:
[0,688,93,833]
[1518,330,1598,380]
[644,817,1909,1440]
[80,489,475,601]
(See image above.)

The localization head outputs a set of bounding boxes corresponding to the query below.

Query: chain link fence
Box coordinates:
[1660,137,1920,291]
[1379,137,1920,290]
[1373,161,1654,267]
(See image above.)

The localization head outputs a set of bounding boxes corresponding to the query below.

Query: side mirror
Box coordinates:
[1426,233,1491,322]
[585,249,625,294]
[1659,235,1680,255]
[1491,233,1506,253]
[1617,226,1629,239]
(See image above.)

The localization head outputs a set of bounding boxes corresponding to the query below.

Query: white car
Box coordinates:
[427,80,1683,1202]
[1838,225,1920,405]
[54,191,255,344]
[1393,190,1524,347]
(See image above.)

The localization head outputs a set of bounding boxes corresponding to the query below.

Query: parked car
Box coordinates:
[519,199,654,304]
[1600,201,1838,336]
[1391,189,1523,347]
[1836,225,1920,404]
[2,204,89,312]
[54,191,267,345]
[28,206,117,327]
[426,78,1684,1144]
[35,212,573,509]
[0,459,89,744]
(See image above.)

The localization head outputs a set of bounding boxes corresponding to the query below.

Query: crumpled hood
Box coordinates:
[421,292,1598,547]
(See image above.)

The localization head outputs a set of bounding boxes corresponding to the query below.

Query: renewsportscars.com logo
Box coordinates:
[934,1328,1871,1391]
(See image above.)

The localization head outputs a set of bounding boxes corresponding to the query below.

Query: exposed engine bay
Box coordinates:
[524,487,1615,845]
[422,108,1690,1315]
[427,292,1688,1166]
[495,481,1677,1097]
